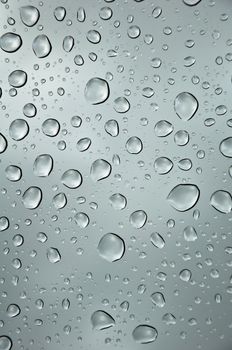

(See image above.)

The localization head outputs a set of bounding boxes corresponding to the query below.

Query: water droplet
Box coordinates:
[76,137,91,152]
[183,0,201,6]
[126,136,143,154]
[87,30,101,44]
[0,32,22,53]
[152,7,162,18]
[183,225,198,241]
[5,165,22,182]
[150,232,165,248]
[128,25,141,39]
[22,186,42,209]
[179,269,192,282]
[132,325,158,344]
[47,247,61,263]
[54,7,66,21]
[20,6,40,27]
[130,210,147,229]
[85,78,109,105]
[32,35,52,58]
[174,92,198,121]
[42,118,60,137]
[98,233,125,262]
[23,103,37,118]
[74,212,89,228]
[8,70,27,88]
[114,97,130,113]
[167,184,200,211]
[9,119,29,141]
[150,292,165,307]
[0,336,12,350]
[154,120,174,137]
[77,7,86,22]
[0,133,7,153]
[63,36,74,52]
[90,159,111,181]
[33,154,53,177]
[91,310,115,330]
[154,157,173,174]
[61,169,82,189]
[109,193,127,210]
[0,217,9,232]
[210,190,232,214]
[105,120,119,137]
[53,193,67,210]
[219,137,232,157]
[174,130,189,146]
[6,304,20,318]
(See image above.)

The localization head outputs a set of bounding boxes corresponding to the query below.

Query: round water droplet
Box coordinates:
[20,6,40,27]
[6,304,20,318]
[219,137,232,157]
[9,119,29,141]
[150,232,165,248]
[85,77,109,105]
[150,292,165,307]
[132,325,158,344]
[109,193,127,210]
[167,184,200,211]
[0,336,12,350]
[42,118,60,137]
[53,193,67,209]
[91,310,115,330]
[98,233,125,262]
[105,120,119,137]
[154,120,174,137]
[0,133,7,153]
[126,136,143,154]
[61,169,82,189]
[114,97,130,113]
[8,70,27,88]
[174,130,189,146]
[183,0,201,5]
[5,165,22,182]
[210,190,232,214]
[33,154,53,177]
[23,103,37,118]
[90,159,111,181]
[87,30,101,44]
[22,186,42,209]
[99,7,113,20]
[179,269,192,282]
[47,247,61,263]
[128,25,141,39]
[130,210,147,229]
[0,217,9,232]
[74,212,89,228]
[174,92,198,121]
[54,7,66,21]
[32,35,52,58]
[178,158,192,171]
[154,157,173,174]
[0,32,22,53]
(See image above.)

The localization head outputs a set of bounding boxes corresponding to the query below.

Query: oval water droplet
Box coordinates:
[174,92,198,121]
[85,77,109,105]
[0,217,9,232]
[32,35,52,58]
[77,7,86,22]
[76,137,91,152]
[74,212,89,228]
[53,193,67,210]
[98,233,125,262]
[9,119,29,141]
[219,137,232,157]
[20,6,40,27]
[6,304,20,318]
[167,184,200,211]
[179,269,192,282]
[0,32,22,53]
[5,165,22,182]
[54,7,66,21]
[183,225,198,241]
[150,232,165,248]
[42,118,60,137]
[150,292,165,307]
[0,336,12,350]
[61,169,82,189]
[210,190,232,214]
[63,36,74,52]
[114,97,130,113]
[33,154,53,177]
[132,325,158,344]
[130,210,147,229]
[154,157,173,174]
[154,120,174,137]
[126,136,143,154]
[8,70,27,88]
[109,193,127,210]
[22,186,42,209]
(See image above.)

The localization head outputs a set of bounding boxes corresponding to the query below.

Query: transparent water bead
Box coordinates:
[132,325,158,344]
[174,92,198,121]
[91,310,115,330]
[167,184,200,211]
[97,233,125,262]
[84,77,109,104]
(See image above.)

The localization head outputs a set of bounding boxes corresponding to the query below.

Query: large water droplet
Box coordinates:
[150,292,165,307]
[210,190,232,214]
[126,136,143,154]
[154,157,173,174]
[98,233,125,262]
[90,159,111,181]
[20,6,40,27]
[0,336,12,350]
[132,325,158,344]
[63,36,74,52]
[114,97,130,113]
[6,304,21,318]
[33,154,53,177]
[179,269,192,282]
[74,212,89,228]
[183,225,198,241]
[109,193,127,210]
[0,32,22,52]
[174,92,198,121]
[42,118,60,137]
[183,0,201,5]
[91,310,115,330]
[22,186,42,209]
[9,119,29,141]
[84,78,109,105]
[5,165,22,182]
[150,232,165,248]
[0,217,9,232]
[47,247,61,263]
[105,120,119,137]
[8,70,27,88]
[61,169,82,189]
[167,184,200,211]
[219,137,232,157]
[154,120,174,137]
[54,7,66,21]
[130,210,147,229]
[32,35,52,58]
